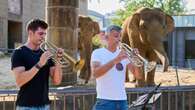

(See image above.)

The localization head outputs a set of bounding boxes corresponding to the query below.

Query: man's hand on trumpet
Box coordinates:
[114,50,128,71]
[114,48,140,64]
[132,48,139,55]
[129,48,140,60]
[38,51,53,67]
[55,48,64,64]
[37,48,64,67]
[114,50,128,64]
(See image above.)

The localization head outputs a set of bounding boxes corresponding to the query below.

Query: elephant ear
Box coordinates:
[128,13,140,31]
[121,13,140,45]
[86,21,99,37]
[129,13,151,44]
[122,13,141,45]
[166,15,174,33]
[79,16,93,29]
[92,21,100,36]
[78,16,85,27]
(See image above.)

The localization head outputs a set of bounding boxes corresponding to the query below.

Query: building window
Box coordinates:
[185,40,195,59]
[8,0,22,15]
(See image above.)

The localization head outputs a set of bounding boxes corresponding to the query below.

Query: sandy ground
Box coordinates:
[125,66,195,87]
[0,56,16,89]
[0,56,195,89]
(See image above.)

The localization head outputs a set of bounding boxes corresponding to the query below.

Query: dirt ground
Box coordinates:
[125,66,195,87]
[0,56,16,89]
[0,56,195,89]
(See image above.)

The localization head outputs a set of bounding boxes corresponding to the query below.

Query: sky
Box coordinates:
[88,0,124,15]
[186,0,195,11]
[88,0,195,15]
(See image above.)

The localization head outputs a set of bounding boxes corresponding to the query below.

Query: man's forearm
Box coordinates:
[51,64,62,85]
[15,66,39,87]
[93,59,116,78]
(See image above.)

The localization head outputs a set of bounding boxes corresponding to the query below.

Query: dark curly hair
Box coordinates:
[26,18,48,32]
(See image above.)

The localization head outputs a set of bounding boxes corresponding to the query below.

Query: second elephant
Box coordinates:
[78,16,100,83]
[121,7,174,87]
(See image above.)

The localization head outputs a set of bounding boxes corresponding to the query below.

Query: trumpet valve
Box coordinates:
[130,56,144,67]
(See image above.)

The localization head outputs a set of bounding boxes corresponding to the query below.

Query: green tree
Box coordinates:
[112,0,186,26]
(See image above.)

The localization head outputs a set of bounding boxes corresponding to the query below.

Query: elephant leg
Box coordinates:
[146,68,156,86]
[78,41,88,80]
[125,67,129,82]
[135,66,146,87]
[84,41,93,84]
[79,62,87,79]
[84,58,91,84]
[79,46,91,84]
[85,67,91,83]
[146,50,158,86]
[134,49,147,87]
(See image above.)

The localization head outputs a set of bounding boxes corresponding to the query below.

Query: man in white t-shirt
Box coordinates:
[91,25,141,110]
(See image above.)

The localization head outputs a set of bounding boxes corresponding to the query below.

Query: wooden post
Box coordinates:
[46,0,79,85]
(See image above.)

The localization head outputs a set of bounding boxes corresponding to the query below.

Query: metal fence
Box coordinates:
[0,85,195,110]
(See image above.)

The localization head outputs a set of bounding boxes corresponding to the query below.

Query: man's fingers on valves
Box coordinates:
[44,51,53,59]
[119,51,127,60]
[56,48,64,58]
[132,48,139,55]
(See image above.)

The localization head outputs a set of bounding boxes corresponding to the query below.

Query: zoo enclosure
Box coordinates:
[0,85,195,110]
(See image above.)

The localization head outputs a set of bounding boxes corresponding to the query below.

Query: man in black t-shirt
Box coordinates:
[11,19,63,110]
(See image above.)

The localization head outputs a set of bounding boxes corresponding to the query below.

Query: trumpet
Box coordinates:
[40,41,85,72]
[119,42,156,73]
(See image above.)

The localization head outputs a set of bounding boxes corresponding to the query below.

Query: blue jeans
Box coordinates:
[16,105,50,110]
[92,99,128,110]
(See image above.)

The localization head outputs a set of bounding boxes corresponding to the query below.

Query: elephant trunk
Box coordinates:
[154,49,169,72]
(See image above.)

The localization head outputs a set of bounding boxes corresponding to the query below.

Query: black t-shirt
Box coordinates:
[11,45,54,106]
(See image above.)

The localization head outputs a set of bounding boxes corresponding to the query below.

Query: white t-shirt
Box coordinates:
[91,47,130,100]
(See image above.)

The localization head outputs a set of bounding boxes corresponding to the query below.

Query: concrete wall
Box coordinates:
[79,0,88,16]
[0,0,45,48]
[22,0,45,42]
[0,0,88,49]
[0,0,8,49]
[170,27,195,68]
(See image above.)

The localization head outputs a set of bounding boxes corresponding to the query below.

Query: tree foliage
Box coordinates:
[112,0,186,26]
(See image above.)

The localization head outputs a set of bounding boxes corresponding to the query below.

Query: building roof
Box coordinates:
[173,15,195,27]
[88,10,104,18]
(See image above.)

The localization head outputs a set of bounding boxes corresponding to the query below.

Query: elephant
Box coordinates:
[78,16,100,83]
[121,7,174,87]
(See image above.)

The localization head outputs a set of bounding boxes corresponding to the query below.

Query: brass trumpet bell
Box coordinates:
[40,41,85,72]
[119,42,156,73]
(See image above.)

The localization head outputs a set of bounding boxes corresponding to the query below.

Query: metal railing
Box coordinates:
[0,85,195,110]
[0,48,14,52]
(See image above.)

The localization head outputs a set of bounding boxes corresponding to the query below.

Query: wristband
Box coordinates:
[35,63,42,70]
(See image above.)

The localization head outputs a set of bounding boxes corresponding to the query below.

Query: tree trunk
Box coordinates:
[46,0,79,85]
